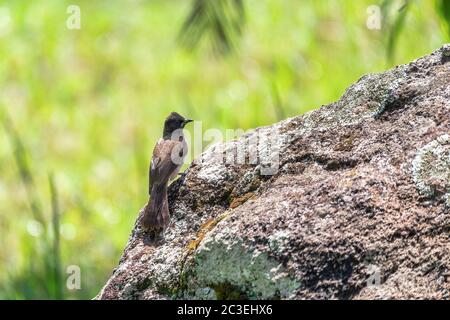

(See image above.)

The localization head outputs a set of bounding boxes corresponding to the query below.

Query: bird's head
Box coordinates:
[163,112,193,137]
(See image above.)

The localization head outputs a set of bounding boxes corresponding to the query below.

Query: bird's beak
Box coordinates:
[184,118,193,124]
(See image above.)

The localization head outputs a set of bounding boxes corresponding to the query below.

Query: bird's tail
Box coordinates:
[142,184,169,230]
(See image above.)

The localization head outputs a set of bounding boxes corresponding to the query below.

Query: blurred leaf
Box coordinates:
[386,0,411,62]
[1,109,45,225]
[49,173,63,300]
[179,0,245,55]
[380,0,394,25]
[435,0,450,39]
[270,81,286,121]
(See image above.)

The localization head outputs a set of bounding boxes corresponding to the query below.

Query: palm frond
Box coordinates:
[179,0,246,56]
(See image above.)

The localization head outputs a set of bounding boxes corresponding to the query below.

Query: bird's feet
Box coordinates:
[177,171,188,179]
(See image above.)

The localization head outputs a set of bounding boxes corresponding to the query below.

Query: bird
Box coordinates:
[142,112,193,231]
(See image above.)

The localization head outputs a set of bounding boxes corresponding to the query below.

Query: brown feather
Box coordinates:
[143,138,186,230]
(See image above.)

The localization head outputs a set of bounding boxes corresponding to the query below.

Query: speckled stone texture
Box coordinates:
[97,45,450,300]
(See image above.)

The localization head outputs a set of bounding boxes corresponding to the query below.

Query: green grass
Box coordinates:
[0,0,446,299]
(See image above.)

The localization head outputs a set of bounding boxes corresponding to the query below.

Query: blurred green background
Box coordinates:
[0,0,447,299]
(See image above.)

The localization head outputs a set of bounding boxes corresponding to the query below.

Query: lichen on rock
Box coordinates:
[412,134,450,206]
[181,221,300,300]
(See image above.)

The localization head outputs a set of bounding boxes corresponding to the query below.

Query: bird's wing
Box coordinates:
[148,139,182,194]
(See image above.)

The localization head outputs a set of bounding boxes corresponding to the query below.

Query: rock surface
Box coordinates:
[97,46,450,300]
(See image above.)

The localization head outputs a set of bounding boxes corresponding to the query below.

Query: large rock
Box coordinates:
[97,45,450,300]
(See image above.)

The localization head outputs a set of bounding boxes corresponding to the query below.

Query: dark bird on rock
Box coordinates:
[142,112,192,230]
